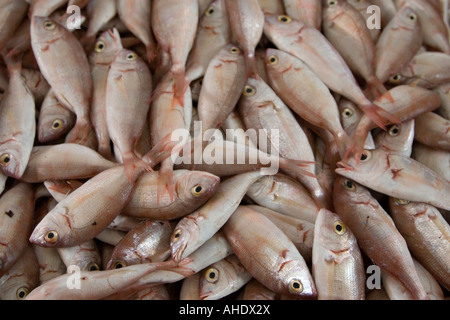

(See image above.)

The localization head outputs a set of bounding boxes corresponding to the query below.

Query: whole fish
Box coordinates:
[89,29,123,160]
[374,5,423,84]
[122,170,220,220]
[322,0,387,99]
[0,53,36,179]
[20,144,116,184]
[397,0,450,54]
[152,0,198,103]
[332,177,428,300]
[170,171,266,263]
[0,183,35,277]
[37,89,76,143]
[414,112,450,151]
[0,246,39,300]
[185,0,231,82]
[106,220,174,270]
[30,16,93,146]
[224,0,264,77]
[389,198,450,290]
[312,208,366,300]
[265,48,353,160]
[283,0,322,30]
[199,254,252,300]
[246,173,319,224]
[106,48,152,181]
[263,13,398,131]
[336,148,450,211]
[223,205,317,299]
[238,76,330,209]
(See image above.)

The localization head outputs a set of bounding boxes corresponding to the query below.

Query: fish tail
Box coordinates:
[142,133,177,169]
[357,102,400,131]
[172,67,189,105]
[146,42,158,64]
[367,76,390,101]
[2,49,23,75]
[342,122,371,166]
[122,152,153,183]
[244,52,259,80]
[279,157,317,179]
[156,160,175,205]
[65,118,93,146]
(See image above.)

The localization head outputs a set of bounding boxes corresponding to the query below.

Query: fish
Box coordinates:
[152,0,198,103]
[199,254,252,300]
[0,182,35,278]
[224,0,264,77]
[0,53,36,179]
[106,220,174,270]
[30,16,93,146]
[242,279,278,300]
[32,245,66,284]
[322,0,387,100]
[312,208,366,300]
[346,0,381,42]
[122,170,220,220]
[413,112,450,151]
[222,205,317,299]
[89,29,123,160]
[180,273,201,300]
[37,89,76,143]
[369,0,398,27]
[105,48,152,181]
[389,198,450,291]
[336,148,450,211]
[170,171,267,263]
[434,82,450,120]
[412,142,450,182]
[374,119,415,157]
[283,0,322,30]
[0,0,29,52]
[44,180,84,202]
[57,240,101,272]
[263,13,399,131]
[257,0,285,15]
[332,177,429,300]
[374,5,423,84]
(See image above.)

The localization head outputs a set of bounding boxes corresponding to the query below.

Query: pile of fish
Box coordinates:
[0,0,449,300]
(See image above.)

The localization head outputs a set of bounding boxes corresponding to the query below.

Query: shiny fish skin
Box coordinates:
[223,205,317,299]
[30,16,93,147]
[0,0,29,52]
[57,239,101,272]
[312,209,365,300]
[414,112,450,151]
[412,142,450,182]
[283,0,322,30]
[374,119,415,157]
[32,245,66,284]
[0,182,35,278]
[332,177,428,300]
[346,0,381,41]
[389,198,450,291]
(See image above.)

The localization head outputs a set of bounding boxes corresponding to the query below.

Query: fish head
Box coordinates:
[0,143,30,179]
[38,113,74,143]
[170,218,199,263]
[264,47,295,76]
[396,6,420,30]
[278,259,317,299]
[178,170,220,202]
[198,262,228,300]
[315,208,355,253]
[30,16,64,44]
[90,28,123,66]
[263,13,301,41]
[29,208,71,248]
[332,176,373,210]
[322,0,346,19]
[200,0,228,28]
[111,48,142,71]
[239,76,274,115]
[336,148,382,180]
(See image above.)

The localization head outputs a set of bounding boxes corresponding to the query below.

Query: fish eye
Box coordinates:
[88,263,100,271]
[229,46,241,54]
[205,6,215,16]
[51,119,64,130]
[95,41,106,53]
[191,185,204,197]
[360,150,372,162]
[113,261,126,269]
[205,267,219,283]
[394,198,411,205]
[43,20,56,30]
[268,55,279,65]
[343,179,356,191]
[389,74,403,84]
[44,231,58,244]
[16,287,30,300]
[289,279,303,294]
[341,108,354,119]
[243,85,256,96]
[328,0,337,5]
[172,229,182,242]
[0,153,11,167]
[277,15,292,23]
[334,221,347,235]
[126,53,137,61]
[388,124,401,137]
[408,13,417,21]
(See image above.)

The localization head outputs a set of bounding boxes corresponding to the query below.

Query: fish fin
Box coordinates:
[162,257,196,278]
[172,68,189,104]
[342,122,371,166]
[367,76,390,101]
[2,50,23,74]
[142,133,177,168]
[279,158,317,179]
[122,152,153,183]
[156,161,175,205]
[65,118,92,146]
[357,103,400,130]
[146,43,157,64]
[244,52,259,80]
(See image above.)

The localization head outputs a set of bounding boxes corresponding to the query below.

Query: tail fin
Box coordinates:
[342,120,372,166]
[122,152,153,183]
[156,159,175,205]
[244,52,259,80]
[142,133,178,168]
[367,76,391,101]
[2,50,23,76]
[65,118,93,147]
[358,102,401,130]
[279,157,317,179]
[146,42,157,64]
[172,68,189,105]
